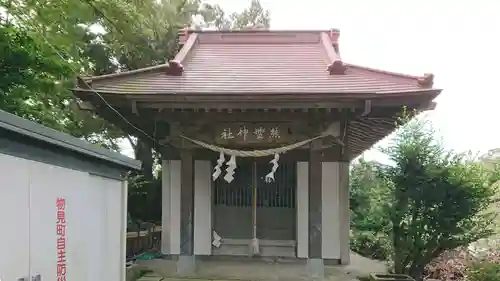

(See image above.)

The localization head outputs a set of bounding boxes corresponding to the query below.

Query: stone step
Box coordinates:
[137,259,361,281]
[137,277,163,281]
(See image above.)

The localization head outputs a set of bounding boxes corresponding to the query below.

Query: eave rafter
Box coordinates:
[348,117,397,157]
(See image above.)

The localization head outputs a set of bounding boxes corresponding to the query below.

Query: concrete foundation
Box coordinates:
[307,258,325,279]
[176,255,196,275]
[137,257,368,281]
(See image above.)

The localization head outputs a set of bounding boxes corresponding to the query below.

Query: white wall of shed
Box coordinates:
[0,153,30,281]
[0,152,127,281]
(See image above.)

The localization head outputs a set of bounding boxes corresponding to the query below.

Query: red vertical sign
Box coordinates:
[56,197,67,281]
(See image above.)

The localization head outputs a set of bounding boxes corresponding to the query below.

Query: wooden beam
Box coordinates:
[131,100,138,115]
[361,100,372,116]
[140,101,354,110]
[340,111,350,161]
[75,90,438,106]
[79,89,415,160]
[77,100,95,111]
[157,110,341,123]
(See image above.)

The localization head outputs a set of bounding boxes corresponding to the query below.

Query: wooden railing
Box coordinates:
[126,225,162,258]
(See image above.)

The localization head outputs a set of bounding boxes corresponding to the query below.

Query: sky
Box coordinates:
[123,0,500,160]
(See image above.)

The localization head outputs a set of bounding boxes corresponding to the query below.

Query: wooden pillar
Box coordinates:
[308,139,322,259]
[338,161,350,264]
[296,161,309,258]
[339,114,351,264]
[179,149,194,256]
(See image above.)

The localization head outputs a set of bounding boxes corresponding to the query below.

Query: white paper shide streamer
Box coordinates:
[224,155,237,183]
[212,152,225,181]
[212,230,222,248]
[183,132,338,185]
[211,152,239,184]
[212,152,280,183]
[265,153,280,183]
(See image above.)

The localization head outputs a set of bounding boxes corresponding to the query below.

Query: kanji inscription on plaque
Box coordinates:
[215,123,290,144]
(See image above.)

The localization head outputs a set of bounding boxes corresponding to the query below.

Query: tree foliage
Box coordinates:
[1,0,270,136]
[349,159,392,260]
[0,23,72,129]
[0,0,135,150]
[381,118,499,280]
[229,0,270,29]
[1,0,270,223]
[200,0,270,29]
[348,116,500,280]
[350,110,500,281]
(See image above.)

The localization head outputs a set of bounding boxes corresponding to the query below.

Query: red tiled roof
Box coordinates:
[79,30,437,95]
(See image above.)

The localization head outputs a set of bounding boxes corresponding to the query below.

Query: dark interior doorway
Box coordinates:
[213,157,296,240]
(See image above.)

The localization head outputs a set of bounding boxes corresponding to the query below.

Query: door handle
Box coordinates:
[31,274,41,281]
[17,277,28,281]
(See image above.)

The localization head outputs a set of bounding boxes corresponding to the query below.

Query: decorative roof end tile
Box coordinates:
[418,73,434,88]
[320,31,344,74]
[178,27,192,45]
[166,60,184,76]
[329,29,340,43]
[328,60,347,75]
[329,29,340,53]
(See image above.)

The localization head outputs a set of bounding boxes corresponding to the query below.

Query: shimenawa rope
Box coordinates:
[179,135,324,157]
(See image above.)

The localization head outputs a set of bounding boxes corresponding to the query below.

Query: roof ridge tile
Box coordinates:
[320,31,346,75]
[165,33,200,76]
[345,64,434,88]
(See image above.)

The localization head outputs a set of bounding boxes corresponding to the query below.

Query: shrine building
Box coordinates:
[73,29,441,277]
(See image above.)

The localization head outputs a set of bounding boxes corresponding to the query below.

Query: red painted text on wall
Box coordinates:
[56,197,67,281]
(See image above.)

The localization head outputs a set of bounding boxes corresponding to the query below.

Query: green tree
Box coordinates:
[0,23,72,130]
[1,0,271,222]
[0,0,141,150]
[379,118,500,280]
[92,0,271,221]
[200,0,270,30]
[230,0,270,29]
[350,159,392,260]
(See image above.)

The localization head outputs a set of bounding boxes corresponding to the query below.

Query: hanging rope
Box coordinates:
[179,135,324,157]
[179,134,326,183]
[179,132,343,183]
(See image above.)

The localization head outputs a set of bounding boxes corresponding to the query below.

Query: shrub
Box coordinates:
[351,230,392,261]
